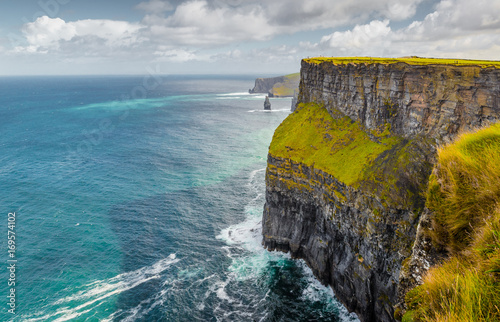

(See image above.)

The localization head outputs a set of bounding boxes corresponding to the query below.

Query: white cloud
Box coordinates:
[401,0,500,39]
[14,0,428,56]
[17,16,144,54]
[153,47,207,62]
[228,49,241,58]
[320,20,391,54]
[247,45,300,64]
[136,0,174,13]
[143,0,273,46]
[384,2,419,20]
[9,0,500,72]
[266,0,424,29]
[23,16,76,50]
[140,0,426,47]
[316,0,500,60]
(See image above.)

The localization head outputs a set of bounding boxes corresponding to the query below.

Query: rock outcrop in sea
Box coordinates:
[262,57,500,321]
[264,96,271,110]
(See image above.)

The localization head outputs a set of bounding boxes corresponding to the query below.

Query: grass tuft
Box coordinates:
[405,123,500,321]
[427,123,500,252]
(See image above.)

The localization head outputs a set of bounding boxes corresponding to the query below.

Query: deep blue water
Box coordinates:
[0,75,359,321]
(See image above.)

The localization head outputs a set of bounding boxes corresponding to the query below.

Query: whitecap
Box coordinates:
[217,92,251,96]
[22,254,179,322]
[215,166,358,321]
[247,108,292,113]
[214,280,233,302]
[298,260,360,322]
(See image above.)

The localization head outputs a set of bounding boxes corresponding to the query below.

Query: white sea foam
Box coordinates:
[217,92,254,96]
[104,268,220,321]
[73,97,168,111]
[216,166,358,321]
[215,166,289,290]
[214,280,233,302]
[23,254,179,322]
[216,168,265,254]
[248,168,265,188]
[298,260,360,322]
[72,94,210,111]
[215,92,265,100]
[247,108,291,113]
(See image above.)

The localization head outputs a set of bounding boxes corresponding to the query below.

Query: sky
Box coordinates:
[0,0,499,75]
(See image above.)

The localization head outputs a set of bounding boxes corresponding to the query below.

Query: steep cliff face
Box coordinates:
[250,76,286,94]
[299,60,500,143]
[262,58,500,322]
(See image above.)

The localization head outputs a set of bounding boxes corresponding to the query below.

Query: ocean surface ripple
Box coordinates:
[0,75,358,321]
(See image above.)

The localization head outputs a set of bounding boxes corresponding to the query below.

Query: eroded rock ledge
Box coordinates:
[262,58,500,322]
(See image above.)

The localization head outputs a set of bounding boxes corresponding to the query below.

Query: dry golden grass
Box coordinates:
[404,123,500,322]
[427,123,500,252]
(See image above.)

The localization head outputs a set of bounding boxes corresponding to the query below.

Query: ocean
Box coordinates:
[0,75,359,321]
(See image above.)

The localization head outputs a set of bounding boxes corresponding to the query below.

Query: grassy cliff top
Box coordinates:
[304,57,500,68]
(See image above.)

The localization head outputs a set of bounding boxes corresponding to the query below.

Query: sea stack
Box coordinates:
[264,96,271,110]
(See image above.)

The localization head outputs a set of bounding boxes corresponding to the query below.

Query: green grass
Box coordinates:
[304,57,500,68]
[269,102,401,186]
[404,123,500,322]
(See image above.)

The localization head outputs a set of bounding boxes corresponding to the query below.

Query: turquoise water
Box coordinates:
[0,75,358,321]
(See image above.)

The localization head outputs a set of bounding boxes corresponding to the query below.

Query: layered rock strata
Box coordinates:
[299,60,500,143]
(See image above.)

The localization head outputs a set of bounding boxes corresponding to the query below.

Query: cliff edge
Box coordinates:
[262,57,500,321]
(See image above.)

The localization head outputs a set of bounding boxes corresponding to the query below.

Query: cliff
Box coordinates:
[262,57,500,321]
[249,73,299,97]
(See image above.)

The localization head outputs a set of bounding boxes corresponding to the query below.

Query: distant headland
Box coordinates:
[249,73,299,98]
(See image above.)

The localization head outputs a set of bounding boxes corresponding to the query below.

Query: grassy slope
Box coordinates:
[269,102,401,186]
[405,124,500,322]
[269,102,435,211]
[305,57,500,68]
